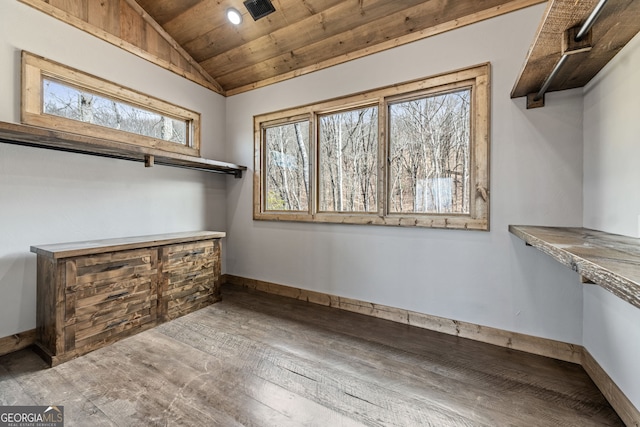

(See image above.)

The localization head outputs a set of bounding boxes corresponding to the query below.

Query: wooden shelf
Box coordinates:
[511,0,640,100]
[509,225,640,309]
[0,121,247,178]
[31,230,226,259]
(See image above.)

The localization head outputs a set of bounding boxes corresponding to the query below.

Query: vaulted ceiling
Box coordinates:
[19,0,546,95]
[134,0,545,95]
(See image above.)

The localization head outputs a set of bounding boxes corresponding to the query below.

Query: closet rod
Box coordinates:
[533,0,609,102]
[575,0,609,41]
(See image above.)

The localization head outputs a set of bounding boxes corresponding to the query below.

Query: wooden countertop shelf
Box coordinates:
[31,230,226,259]
[0,121,247,178]
[509,225,640,309]
[511,0,640,100]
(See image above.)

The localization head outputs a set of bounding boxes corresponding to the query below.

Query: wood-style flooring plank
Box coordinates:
[0,362,37,406]
[0,350,115,426]
[0,284,624,426]
[161,303,501,426]
[57,329,363,427]
[179,286,620,426]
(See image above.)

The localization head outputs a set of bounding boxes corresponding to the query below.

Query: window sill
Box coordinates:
[509,225,640,309]
[0,121,247,178]
[255,211,488,230]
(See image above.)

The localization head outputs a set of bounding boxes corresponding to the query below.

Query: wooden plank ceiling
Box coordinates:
[135,0,545,95]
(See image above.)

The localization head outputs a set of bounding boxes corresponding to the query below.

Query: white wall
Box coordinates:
[584,32,640,239]
[0,2,228,337]
[3,0,638,413]
[583,31,640,408]
[226,4,587,345]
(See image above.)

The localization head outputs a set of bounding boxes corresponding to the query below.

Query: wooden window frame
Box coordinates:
[254,63,490,231]
[21,51,201,157]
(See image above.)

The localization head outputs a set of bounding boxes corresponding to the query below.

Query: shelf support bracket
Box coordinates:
[563,26,593,55]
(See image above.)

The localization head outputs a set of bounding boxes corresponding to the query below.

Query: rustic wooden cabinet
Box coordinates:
[159,239,222,321]
[31,231,225,366]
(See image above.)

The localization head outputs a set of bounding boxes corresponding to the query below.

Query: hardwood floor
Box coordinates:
[0,284,623,426]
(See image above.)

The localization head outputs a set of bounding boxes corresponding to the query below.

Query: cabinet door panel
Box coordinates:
[73,248,155,289]
[74,314,154,351]
[65,248,158,353]
[160,240,220,320]
[74,279,154,310]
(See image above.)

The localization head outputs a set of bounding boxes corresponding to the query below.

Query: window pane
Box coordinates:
[318,107,378,212]
[43,78,189,145]
[389,89,471,214]
[264,121,310,211]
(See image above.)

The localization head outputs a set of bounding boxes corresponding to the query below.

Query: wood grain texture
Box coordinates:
[32,233,223,366]
[0,329,35,357]
[35,256,64,356]
[30,231,225,259]
[0,284,624,426]
[511,0,640,98]
[17,0,224,94]
[252,64,490,231]
[21,51,202,158]
[224,0,545,95]
[18,0,544,94]
[0,121,247,177]
[582,349,640,427]
[160,240,221,321]
[223,274,583,364]
[509,225,640,309]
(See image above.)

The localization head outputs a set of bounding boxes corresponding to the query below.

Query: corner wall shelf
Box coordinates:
[509,225,640,309]
[511,0,640,106]
[0,121,247,178]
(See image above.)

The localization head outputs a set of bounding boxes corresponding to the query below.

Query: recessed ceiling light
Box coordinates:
[226,8,242,25]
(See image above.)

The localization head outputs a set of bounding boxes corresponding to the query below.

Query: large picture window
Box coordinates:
[254,63,490,230]
[21,51,200,157]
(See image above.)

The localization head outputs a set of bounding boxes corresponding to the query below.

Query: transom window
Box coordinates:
[22,51,200,157]
[42,78,189,146]
[254,63,490,230]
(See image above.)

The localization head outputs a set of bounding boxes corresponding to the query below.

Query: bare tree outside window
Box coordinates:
[43,79,188,145]
[22,51,201,157]
[264,121,310,211]
[389,89,470,214]
[319,107,378,212]
[254,63,489,230]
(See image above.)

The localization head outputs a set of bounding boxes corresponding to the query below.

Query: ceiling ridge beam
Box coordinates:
[123,0,225,94]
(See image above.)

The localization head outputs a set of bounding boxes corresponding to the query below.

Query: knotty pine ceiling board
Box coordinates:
[136,0,546,94]
[19,0,225,93]
[20,0,548,95]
